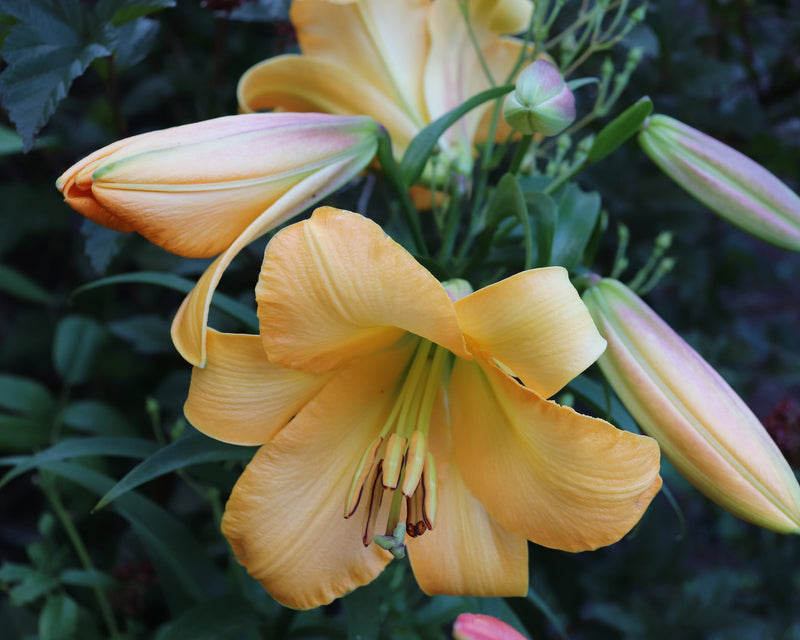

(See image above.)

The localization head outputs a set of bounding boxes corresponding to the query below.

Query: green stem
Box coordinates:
[376,128,427,256]
[508,134,533,175]
[39,474,121,639]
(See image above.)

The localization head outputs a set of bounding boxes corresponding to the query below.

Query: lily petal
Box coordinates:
[256,207,470,373]
[221,346,413,610]
[238,56,419,153]
[171,158,367,366]
[455,267,606,398]
[408,460,528,597]
[184,329,330,446]
[291,0,430,128]
[450,356,661,552]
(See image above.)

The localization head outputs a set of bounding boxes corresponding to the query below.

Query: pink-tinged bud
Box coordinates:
[502,59,575,136]
[639,114,800,251]
[582,278,800,534]
[453,614,528,640]
[56,113,378,258]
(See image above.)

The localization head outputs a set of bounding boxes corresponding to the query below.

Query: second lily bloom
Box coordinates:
[56,113,379,366]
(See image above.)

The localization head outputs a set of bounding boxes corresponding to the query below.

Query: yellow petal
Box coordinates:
[221,346,414,610]
[237,56,419,154]
[450,356,662,552]
[407,461,528,597]
[256,207,469,373]
[290,0,430,128]
[183,329,330,446]
[471,0,534,34]
[455,267,606,398]
[171,158,367,366]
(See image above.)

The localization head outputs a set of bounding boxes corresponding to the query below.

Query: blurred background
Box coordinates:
[1,1,799,638]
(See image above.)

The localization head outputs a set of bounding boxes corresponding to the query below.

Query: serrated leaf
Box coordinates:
[0,263,56,305]
[113,16,160,70]
[72,271,259,331]
[52,315,107,386]
[80,219,128,275]
[95,428,256,510]
[38,594,79,640]
[400,84,514,187]
[0,0,116,150]
[40,461,226,604]
[94,0,176,27]
[0,436,158,489]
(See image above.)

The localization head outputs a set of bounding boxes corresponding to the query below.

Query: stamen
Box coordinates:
[344,436,382,518]
[381,433,407,489]
[422,451,438,530]
[405,491,425,538]
[362,460,385,547]
[402,430,427,497]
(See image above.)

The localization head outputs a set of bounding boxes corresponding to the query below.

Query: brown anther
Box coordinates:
[361,460,385,547]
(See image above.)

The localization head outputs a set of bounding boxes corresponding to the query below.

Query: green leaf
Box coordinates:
[110,315,174,354]
[0,436,158,489]
[38,594,79,640]
[343,582,381,640]
[0,374,54,415]
[551,183,602,270]
[0,414,51,452]
[95,0,176,27]
[0,0,116,150]
[525,191,558,267]
[80,219,128,275]
[72,271,259,331]
[60,400,136,436]
[485,174,534,270]
[587,96,653,164]
[3,565,59,606]
[566,375,638,431]
[58,568,117,590]
[153,594,257,640]
[52,315,107,386]
[95,428,256,510]
[39,461,227,603]
[0,263,56,305]
[400,84,514,187]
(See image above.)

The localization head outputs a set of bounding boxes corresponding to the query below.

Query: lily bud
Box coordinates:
[56,113,379,258]
[453,613,528,640]
[639,114,800,251]
[582,277,800,534]
[502,59,575,136]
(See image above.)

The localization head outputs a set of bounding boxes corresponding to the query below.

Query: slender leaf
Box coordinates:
[0,263,56,305]
[96,428,256,510]
[0,374,53,415]
[58,568,118,590]
[0,436,158,489]
[72,271,259,331]
[60,400,137,436]
[400,84,514,187]
[587,96,653,163]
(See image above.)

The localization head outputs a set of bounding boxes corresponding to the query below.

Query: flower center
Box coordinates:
[344,338,450,557]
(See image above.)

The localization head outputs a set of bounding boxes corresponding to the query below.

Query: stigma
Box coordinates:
[343,339,448,552]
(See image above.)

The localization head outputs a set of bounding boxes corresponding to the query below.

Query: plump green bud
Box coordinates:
[502,59,576,136]
[639,114,800,251]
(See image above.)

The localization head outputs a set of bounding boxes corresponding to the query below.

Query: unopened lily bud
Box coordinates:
[453,613,528,640]
[56,113,378,258]
[503,59,575,136]
[582,277,800,534]
[639,114,800,251]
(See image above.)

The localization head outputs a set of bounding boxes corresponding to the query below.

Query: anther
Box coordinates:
[422,451,437,530]
[401,430,427,497]
[362,460,385,547]
[344,437,382,518]
[382,433,407,490]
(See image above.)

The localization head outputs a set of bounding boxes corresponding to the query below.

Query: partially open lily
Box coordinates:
[453,613,528,640]
[583,277,800,533]
[237,0,534,178]
[56,113,379,366]
[184,207,662,610]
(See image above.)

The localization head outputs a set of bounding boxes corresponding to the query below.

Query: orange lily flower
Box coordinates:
[237,0,534,175]
[184,207,662,610]
[56,113,378,366]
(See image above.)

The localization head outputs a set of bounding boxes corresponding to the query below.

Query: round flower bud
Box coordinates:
[503,59,576,136]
